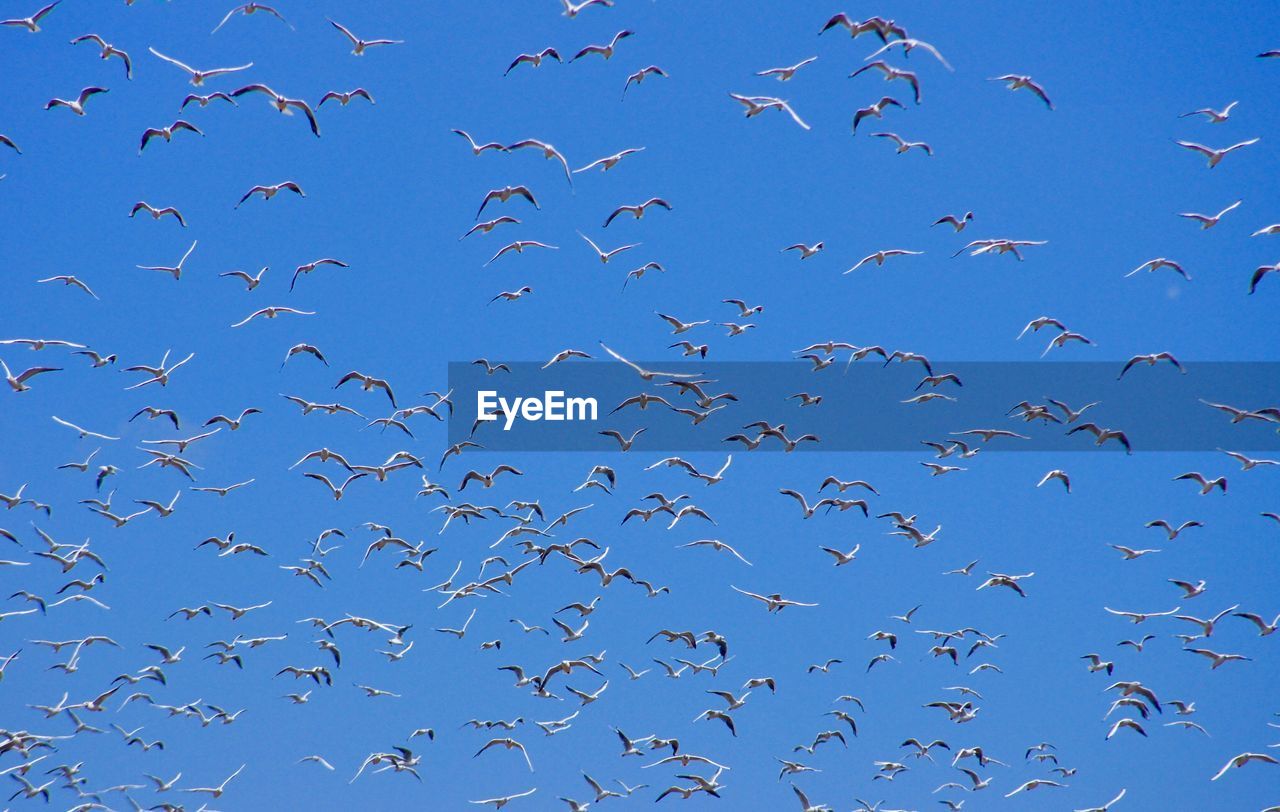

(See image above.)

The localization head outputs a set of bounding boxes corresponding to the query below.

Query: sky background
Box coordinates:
[1,0,1279,809]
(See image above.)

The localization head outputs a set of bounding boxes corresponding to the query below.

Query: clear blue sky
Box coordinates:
[1,1,1278,809]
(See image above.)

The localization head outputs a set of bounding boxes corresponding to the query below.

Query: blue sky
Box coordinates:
[1,0,1279,809]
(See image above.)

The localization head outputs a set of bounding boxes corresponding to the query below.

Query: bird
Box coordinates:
[45,86,109,115]
[1175,138,1260,168]
[220,267,268,291]
[1210,752,1278,781]
[212,3,292,35]
[230,84,320,135]
[1172,472,1227,494]
[728,93,811,129]
[139,120,203,153]
[575,148,645,173]
[320,88,375,107]
[571,30,633,61]
[476,186,539,219]
[846,249,923,272]
[2,359,60,393]
[1178,199,1241,229]
[505,48,561,76]
[1251,262,1280,293]
[757,56,818,81]
[1127,257,1189,280]
[988,74,1054,108]
[236,181,306,208]
[934,212,974,232]
[622,66,668,98]
[604,198,671,227]
[230,306,314,328]
[852,96,904,133]
[851,62,922,104]
[130,201,187,226]
[1037,470,1071,492]
[783,242,824,258]
[37,275,98,298]
[328,19,403,55]
[70,34,132,78]
[871,131,933,155]
[149,47,252,86]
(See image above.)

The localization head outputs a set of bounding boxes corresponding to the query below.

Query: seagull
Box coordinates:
[851,61,922,104]
[845,249,922,272]
[139,120,203,153]
[730,585,818,612]
[574,148,644,173]
[1210,752,1278,781]
[852,96,904,133]
[1251,262,1280,293]
[328,18,402,55]
[136,240,198,280]
[1037,470,1071,492]
[45,86,109,115]
[230,84,320,135]
[476,186,538,219]
[130,201,187,226]
[213,3,291,34]
[989,74,1053,109]
[561,0,613,18]
[604,198,671,227]
[230,306,313,328]
[571,30,633,61]
[622,65,668,99]
[579,232,639,263]
[236,181,305,208]
[180,92,237,109]
[870,132,933,155]
[1146,519,1202,539]
[1,359,59,393]
[1178,199,1240,228]
[728,93,810,129]
[37,275,97,298]
[70,34,132,78]
[1180,101,1237,122]
[3,1,59,31]
[1118,352,1185,378]
[1175,137,1260,168]
[473,737,534,772]
[783,242,823,258]
[1219,449,1279,470]
[1127,257,1189,280]
[505,48,561,76]
[756,56,817,81]
[470,788,537,808]
[148,47,252,86]
[319,88,374,107]
[934,212,974,232]
[866,37,953,69]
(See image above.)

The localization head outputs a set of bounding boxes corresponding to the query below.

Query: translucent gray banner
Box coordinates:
[446,360,1280,452]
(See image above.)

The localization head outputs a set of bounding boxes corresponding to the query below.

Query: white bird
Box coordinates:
[148,47,252,86]
[70,33,132,78]
[870,131,933,155]
[845,249,923,273]
[1178,199,1240,229]
[230,306,314,328]
[756,56,817,81]
[1175,138,1260,168]
[989,74,1053,109]
[45,86,108,115]
[1180,101,1237,122]
[783,242,823,258]
[328,18,403,55]
[579,232,639,263]
[1210,752,1278,781]
[1,1,59,32]
[728,93,810,129]
[212,3,292,35]
[571,30,633,61]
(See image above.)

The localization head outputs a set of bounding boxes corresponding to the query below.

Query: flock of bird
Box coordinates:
[2,2,1279,811]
